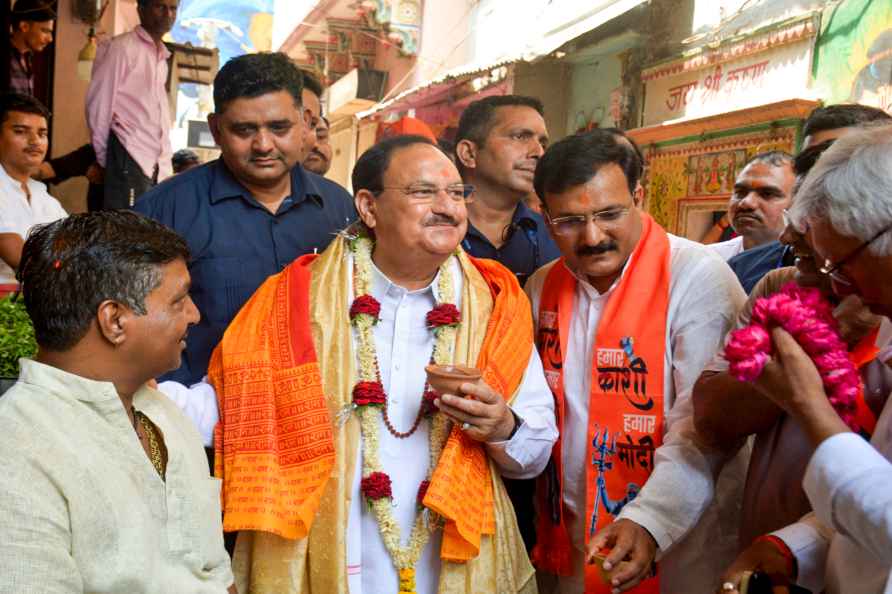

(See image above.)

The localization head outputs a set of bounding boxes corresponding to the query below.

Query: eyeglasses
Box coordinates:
[376,183,475,203]
[547,207,630,237]
[782,209,807,234]
[819,223,892,287]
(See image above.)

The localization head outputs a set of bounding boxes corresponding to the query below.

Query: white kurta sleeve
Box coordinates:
[803,431,892,565]
[771,512,833,594]
[484,347,558,479]
[157,378,219,447]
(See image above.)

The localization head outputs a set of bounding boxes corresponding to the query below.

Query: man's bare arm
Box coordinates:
[692,369,783,449]
[0,233,24,271]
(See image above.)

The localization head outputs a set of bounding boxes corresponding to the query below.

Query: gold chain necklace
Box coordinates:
[133,409,166,480]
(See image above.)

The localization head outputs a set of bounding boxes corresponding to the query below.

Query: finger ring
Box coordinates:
[721,583,735,592]
[461,422,471,431]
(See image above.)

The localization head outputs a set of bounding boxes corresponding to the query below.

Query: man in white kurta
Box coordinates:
[170,135,558,593]
[347,257,558,593]
[527,129,748,593]
[527,236,749,593]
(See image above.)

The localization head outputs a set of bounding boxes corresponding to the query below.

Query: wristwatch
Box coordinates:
[508,408,524,439]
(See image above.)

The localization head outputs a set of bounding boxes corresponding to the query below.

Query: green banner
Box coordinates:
[813,0,892,110]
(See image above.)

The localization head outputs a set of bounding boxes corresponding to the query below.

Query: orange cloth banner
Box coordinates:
[424,256,533,560]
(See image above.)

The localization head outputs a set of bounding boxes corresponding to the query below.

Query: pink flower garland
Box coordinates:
[723,282,861,431]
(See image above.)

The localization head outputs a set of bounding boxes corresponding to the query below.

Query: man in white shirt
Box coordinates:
[714,123,892,594]
[526,129,747,593]
[0,210,234,592]
[180,134,557,594]
[0,92,66,284]
[709,151,795,264]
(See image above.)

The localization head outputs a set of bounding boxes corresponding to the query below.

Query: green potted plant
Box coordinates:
[0,295,36,395]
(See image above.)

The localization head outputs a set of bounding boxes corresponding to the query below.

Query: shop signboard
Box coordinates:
[642,18,818,126]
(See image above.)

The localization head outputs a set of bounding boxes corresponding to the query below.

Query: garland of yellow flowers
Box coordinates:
[350,235,457,594]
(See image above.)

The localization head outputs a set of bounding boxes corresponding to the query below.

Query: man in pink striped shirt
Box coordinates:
[85,0,177,210]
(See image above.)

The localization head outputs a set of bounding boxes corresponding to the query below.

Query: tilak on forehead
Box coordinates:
[532,213,671,594]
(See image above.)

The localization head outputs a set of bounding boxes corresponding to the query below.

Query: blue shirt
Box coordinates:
[135,160,356,383]
[728,240,793,294]
[462,202,560,286]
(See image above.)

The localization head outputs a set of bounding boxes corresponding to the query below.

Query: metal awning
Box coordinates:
[523,0,648,61]
[357,0,648,119]
[355,59,516,119]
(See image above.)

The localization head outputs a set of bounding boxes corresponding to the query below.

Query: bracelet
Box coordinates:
[754,534,797,580]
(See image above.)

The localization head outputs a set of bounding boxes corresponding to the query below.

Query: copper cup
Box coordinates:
[424,364,482,395]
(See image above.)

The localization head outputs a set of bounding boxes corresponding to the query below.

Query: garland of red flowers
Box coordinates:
[723,282,861,430]
[361,471,393,500]
[350,295,451,433]
[353,381,387,406]
[348,234,458,593]
[350,294,381,320]
[426,303,461,328]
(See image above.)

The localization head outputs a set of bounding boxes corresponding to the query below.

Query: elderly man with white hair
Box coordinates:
[728,123,892,594]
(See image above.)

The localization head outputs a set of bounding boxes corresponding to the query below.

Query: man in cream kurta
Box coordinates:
[0,210,233,593]
[0,362,233,592]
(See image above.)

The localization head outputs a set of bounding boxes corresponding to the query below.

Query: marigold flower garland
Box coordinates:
[723,282,861,431]
[349,234,456,594]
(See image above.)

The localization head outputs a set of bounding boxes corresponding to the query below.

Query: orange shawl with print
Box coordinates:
[532,213,670,593]
[209,248,532,561]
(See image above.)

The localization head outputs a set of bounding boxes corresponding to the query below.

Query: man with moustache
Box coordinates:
[577,108,892,594]
[135,52,355,388]
[715,152,796,293]
[7,0,55,97]
[86,0,179,209]
[456,95,560,286]
[209,134,556,593]
[527,130,746,593]
[0,93,67,286]
[303,115,332,176]
[715,104,892,292]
